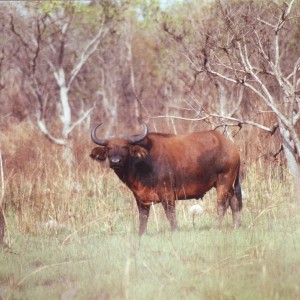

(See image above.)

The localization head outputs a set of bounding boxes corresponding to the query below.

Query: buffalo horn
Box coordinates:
[128,121,148,144]
[91,123,108,146]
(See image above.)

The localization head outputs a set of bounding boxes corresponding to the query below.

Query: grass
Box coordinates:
[1,124,300,299]
[1,168,300,300]
[1,211,300,300]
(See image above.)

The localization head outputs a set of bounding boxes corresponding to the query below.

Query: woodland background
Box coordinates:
[0,0,299,156]
[0,0,300,214]
[0,1,300,299]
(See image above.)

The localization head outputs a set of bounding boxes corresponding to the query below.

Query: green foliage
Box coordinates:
[41,0,89,14]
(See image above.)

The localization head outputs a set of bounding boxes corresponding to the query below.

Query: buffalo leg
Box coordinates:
[230,193,242,229]
[162,201,177,231]
[136,202,150,236]
[215,185,233,228]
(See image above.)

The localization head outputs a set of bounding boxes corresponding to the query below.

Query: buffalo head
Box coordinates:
[90,121,148,169]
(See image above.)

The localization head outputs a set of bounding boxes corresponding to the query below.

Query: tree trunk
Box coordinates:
[0,207,4,245]
[0,152,5,244]
[279,122,300,206]
[60,85,71,139]
[55,68,76,174]
[283,146,300,207]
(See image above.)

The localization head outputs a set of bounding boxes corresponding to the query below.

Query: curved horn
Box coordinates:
[91,123,108,146]
[128,121,148,144]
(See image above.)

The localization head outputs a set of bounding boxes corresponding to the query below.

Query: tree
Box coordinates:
[9,2,107,146]
[163,0,300,203]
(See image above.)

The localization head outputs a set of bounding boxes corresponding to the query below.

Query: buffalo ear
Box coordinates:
[130,145,148,159]
[90,147,107,161]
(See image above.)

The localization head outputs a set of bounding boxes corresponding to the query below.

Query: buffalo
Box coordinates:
[90,121,242,235]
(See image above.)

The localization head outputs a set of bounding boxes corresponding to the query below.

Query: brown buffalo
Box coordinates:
[90,121,242,235]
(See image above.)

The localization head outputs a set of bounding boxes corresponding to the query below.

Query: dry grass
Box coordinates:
[0,121,299,300]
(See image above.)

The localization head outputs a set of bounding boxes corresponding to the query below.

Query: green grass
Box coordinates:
[1,165,300,300]
[1,216,300,300]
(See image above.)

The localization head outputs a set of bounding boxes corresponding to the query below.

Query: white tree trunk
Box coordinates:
[54,68,71,139]
[54,68,75,174]
[282,146,300,207]
[279,123,300,206]
[60,85,71,139]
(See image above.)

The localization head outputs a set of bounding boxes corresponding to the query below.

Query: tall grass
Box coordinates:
[0,122,299,299]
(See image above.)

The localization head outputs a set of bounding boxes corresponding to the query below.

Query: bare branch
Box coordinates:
[287,14,300,21]
[285,0,296,17]
[257,17,276,28]
[149,115,208,122]
[37,118,67,145]
[46,59,55,72]
[206,66,238,84]
[9,14,30,50]
[227,85,244,117]
[68,18,106,89]
[67,106,94,135]
[254,30,270,62]
[237,40,291,127]
[208,113,277,133]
